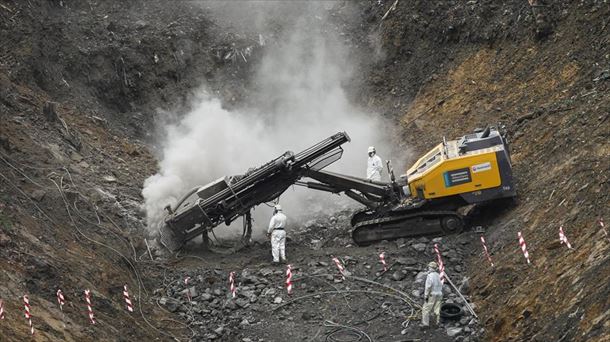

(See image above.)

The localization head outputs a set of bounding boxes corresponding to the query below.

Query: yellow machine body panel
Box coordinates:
[352,127,515,245]
[406,143,503,200]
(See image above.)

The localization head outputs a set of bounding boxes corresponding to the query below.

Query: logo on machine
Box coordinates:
[472,162,492,173]
[443,168,472,187]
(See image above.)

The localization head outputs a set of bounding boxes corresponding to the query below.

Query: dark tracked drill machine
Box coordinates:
[159,128,515,251]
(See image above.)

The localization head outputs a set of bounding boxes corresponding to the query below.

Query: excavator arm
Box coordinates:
[157,127,515,251]
[296,169,402,209]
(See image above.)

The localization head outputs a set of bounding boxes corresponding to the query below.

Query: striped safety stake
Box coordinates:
[0,299,5,320]
[57,289,67,326]
[184,277,192,303]
[559,226,573,249]
[285,265,293,295]
[433,243,446,283]
[379,252,388,272]
[599,218,609,242]
[518,232,531,264]
[57,289,65,311]
[84,290,96,324]
[123,285,134,312]
[228,272,237,298]
[332,257,347,280]
[480,236,494,267]
[23,295,34,335]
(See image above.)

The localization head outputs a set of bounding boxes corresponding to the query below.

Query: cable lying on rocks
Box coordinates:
[324,320,373,342]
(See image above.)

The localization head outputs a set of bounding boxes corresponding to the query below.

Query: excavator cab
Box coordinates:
[405,126,515,205]
[350,126,515,245]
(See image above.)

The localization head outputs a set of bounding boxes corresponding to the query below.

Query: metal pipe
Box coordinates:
[444,273,478,318]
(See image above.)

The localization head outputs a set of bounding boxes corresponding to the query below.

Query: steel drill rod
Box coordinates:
[444,273,478,318]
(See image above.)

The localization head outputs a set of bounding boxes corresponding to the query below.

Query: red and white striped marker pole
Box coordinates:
[228,272,237,298]
[598,218,609,242]
[57,289,65,311]
[517,232,531,264]
[559,226,573,249]
[84,290,96,325]
[332,257,347,280]
[285,265,293,295]
[184,277,192,303]
[0,299,5,320]
[480,236,494,267]
[57,289,67,327]
[433,243,446,283]
[23,295,34,335]
[123,285,134,312]
[379,252,388,272]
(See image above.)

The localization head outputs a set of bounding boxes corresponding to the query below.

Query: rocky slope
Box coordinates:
[368,1,609,341]
[1,0,608,341]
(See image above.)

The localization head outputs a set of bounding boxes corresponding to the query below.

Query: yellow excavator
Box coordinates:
[159,127,515,251]
[346,126,515,245]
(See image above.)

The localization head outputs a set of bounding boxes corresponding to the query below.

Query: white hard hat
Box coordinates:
[274,204,282,211]
[428,261,438,270]
[368,146,376,153]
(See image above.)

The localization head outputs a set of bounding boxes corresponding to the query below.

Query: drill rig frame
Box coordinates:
[158,128,515,251]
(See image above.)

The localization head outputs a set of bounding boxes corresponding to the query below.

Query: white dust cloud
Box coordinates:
[142,3,406,239]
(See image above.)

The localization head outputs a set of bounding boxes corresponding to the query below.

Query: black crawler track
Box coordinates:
[351,209,464,246]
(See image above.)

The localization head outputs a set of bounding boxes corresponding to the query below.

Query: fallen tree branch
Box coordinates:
[145,238,154,261]
[381,0,399,21]
[0,3,13,12]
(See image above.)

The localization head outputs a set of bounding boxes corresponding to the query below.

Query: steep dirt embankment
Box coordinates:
[367,1,609,341]
[1,0,254,137]
[0,0,257,340]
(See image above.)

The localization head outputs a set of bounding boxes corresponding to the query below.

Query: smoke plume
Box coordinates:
[142,3,406,240]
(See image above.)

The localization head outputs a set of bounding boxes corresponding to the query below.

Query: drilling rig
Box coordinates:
[158,128,515,251]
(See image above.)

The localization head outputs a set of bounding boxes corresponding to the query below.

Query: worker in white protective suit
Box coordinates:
[267,204,287,264]
[421,261,443,328]
[366,146,383,181]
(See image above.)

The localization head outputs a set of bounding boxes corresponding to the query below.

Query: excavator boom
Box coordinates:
[157,127,515,251]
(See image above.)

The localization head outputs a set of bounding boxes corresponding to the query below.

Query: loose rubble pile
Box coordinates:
[291,210,355,249]
[156,214,485,341]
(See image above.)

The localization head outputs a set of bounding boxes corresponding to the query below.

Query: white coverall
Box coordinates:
[267,211,287,263]
[367,154,383,181]
[422,270,443,326]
